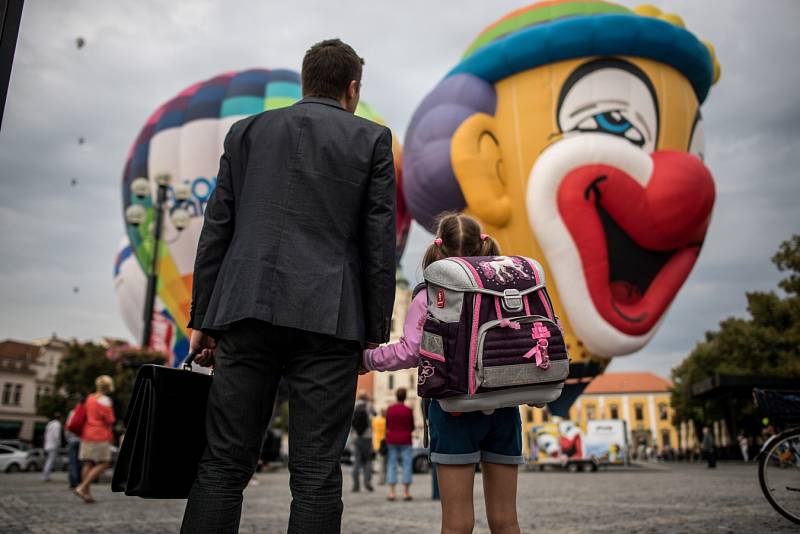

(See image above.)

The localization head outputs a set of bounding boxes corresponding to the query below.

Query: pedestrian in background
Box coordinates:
[384,388,414,501]
[74,375,116,503]
[351,391,375,492]
[702,426,716,469]
[372,408,387,485]
[64,395,85,489]
[738,432,749,462]
[42,412,62,482]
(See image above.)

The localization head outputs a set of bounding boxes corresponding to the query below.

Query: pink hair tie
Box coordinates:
[480,233,489,241]
[434,238,443,247]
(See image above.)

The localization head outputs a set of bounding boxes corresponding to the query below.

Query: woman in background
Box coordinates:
[74,375,115,503]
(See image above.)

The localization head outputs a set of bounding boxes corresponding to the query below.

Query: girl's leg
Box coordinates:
[437,463,476,534]
[386,445,398,499]
[401,445,413,497]
[481,462,520,534]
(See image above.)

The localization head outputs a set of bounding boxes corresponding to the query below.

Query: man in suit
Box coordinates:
[181,39,396,534]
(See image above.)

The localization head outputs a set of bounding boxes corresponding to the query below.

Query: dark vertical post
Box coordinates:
[0,0,23,129]
[141,183,167,348]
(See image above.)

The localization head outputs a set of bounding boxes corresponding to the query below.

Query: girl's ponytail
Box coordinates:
[422,212,503,269]
[479,234,501,257]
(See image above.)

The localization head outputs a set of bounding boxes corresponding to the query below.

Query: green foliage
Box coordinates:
[38,342,166,427]
[35,393,68,420]
[671,235,800,430]
[55,342,116,397]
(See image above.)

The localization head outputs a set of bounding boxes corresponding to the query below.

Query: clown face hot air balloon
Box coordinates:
[122,69,409,363]
[404,2,720,410]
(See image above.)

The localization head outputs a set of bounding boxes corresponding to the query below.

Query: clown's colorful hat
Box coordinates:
[449,1,720,103]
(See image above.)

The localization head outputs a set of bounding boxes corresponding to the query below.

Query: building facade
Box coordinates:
[0,337,68,443]
[521,372,678,455]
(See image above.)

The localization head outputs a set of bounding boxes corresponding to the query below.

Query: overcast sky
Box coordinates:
[1,0,798,378]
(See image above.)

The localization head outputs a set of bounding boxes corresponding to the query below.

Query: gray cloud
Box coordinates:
[1,0,797,382]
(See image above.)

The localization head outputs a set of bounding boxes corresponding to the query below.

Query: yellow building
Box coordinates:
[521,372,678,454]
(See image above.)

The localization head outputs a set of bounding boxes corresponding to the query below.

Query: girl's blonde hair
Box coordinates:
[422,213,501,269]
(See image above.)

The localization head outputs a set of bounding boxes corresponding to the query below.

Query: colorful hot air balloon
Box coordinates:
[122,68,408,364]
[403,1,721,413]
[113,237,188,366]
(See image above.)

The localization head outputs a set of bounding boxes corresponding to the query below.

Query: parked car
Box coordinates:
[25,448,70,472]
[0,444,32,473]
[341,444,431,474]
[411,447,430,474]
[0,439,32,451]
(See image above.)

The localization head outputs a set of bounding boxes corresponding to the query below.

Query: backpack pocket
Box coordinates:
[417,317,465,398]
[476,316,569,389]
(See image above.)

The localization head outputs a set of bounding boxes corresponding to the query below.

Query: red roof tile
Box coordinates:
[584,372,673,394]
[0,340,41,361]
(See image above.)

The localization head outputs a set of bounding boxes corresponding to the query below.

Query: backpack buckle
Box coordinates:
[502,289,523,312]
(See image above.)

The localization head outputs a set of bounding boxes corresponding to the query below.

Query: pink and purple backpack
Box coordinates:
[417,256,569,412]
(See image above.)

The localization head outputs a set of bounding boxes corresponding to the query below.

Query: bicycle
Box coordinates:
[754,388,800,525]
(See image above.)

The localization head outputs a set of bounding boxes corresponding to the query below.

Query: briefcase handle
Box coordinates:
[182,351,199,371]
[183,351,214,375]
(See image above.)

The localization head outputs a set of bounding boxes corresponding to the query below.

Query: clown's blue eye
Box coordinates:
[574,111,645,147]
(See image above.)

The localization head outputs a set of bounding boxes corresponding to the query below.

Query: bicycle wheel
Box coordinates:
[759,427,800,525]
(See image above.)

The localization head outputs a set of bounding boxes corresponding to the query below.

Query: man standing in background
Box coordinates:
[351,391,375,492]
[42,413,62,482]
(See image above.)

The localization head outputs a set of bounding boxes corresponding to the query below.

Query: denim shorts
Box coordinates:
[428,400,523,465]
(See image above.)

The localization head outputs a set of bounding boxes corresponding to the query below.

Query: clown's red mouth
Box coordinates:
[557,152,714,336]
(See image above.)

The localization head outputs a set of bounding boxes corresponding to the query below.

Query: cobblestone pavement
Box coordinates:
[0,462,796,533]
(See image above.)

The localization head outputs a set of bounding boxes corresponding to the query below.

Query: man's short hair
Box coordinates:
[301,39,364,100]
[396,388,407,403]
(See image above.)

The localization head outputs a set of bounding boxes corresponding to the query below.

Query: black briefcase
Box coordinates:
[112,353,212,498]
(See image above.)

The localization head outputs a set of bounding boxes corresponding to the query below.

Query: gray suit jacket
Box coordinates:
[188,97,396,344]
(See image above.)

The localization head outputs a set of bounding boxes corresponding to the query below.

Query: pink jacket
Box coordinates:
[363,291,427,371]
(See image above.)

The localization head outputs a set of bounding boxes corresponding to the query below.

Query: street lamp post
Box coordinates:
[125,174,191,349]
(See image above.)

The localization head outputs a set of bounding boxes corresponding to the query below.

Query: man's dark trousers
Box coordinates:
[180,319,361,534]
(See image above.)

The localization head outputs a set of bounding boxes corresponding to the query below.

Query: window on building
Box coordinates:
[609,405,619,419]
[526,408,533,423]
[661,429,671,448]
[409,374,415,388]
[585,406,595,421]
[388,374,394,390]
[1,383,11,405]
[542,408,550,422]
[634,404,644,421]
[12,384,22,406]
[658,403,669,421]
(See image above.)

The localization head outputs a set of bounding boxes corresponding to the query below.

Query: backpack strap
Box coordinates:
[412,282,427,300]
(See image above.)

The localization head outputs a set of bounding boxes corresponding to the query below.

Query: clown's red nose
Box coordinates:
[645,151,715,249]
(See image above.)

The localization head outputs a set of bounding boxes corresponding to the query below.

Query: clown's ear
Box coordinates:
[451,113,511,227]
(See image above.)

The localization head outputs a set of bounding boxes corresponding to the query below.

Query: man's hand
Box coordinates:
[365,342,380,350]
[189,330,217,367]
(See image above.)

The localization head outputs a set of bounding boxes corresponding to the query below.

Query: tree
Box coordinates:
[671,235,800,432]
[37,341,166,427]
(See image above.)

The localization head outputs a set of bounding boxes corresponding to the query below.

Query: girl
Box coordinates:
[364,213,523,534]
